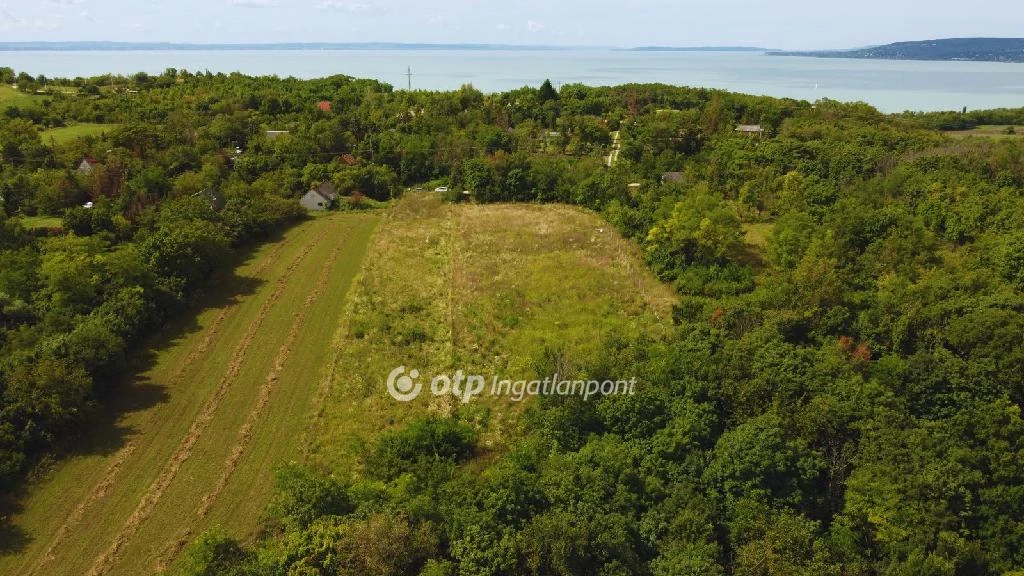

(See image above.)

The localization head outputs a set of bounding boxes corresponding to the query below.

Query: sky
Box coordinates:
[0,0,1020,50]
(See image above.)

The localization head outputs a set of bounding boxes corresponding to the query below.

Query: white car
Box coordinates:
[434,186,449,193]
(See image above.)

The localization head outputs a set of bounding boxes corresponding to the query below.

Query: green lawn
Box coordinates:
[0,85,36,106]
[0,213,379,576]
[40,123,120,145]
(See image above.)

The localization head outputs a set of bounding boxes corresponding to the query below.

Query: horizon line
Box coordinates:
[0,40,778,52]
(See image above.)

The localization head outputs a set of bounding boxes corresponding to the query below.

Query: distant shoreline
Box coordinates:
[0,41,776,53]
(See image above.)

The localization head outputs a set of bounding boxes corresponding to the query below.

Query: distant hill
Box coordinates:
[771,37,1024,63]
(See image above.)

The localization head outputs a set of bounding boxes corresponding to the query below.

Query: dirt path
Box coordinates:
[606,130,621,167]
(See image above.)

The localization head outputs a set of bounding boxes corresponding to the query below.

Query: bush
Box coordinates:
[272,463,352,530]
[369,417,477,480]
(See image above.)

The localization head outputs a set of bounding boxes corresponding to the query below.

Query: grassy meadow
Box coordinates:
[0,85,40,107]
[307,193,676,473]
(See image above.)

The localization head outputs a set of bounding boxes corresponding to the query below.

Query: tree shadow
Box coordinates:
[0,499,30,555]
[52,270,266,461]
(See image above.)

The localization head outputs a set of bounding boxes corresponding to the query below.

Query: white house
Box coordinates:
[299,182,339,211]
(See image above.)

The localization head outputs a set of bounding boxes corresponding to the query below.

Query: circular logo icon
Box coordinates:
[386,366,422,401]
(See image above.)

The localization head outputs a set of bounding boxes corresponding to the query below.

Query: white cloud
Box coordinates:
[0,8,62,31]
[495,23,510,31]
[45,0,86,5]
[32,19,61,30]
[527,19,545,33]
[317,0,370,11]
[0,8,25,29]
[79,10,101,23]
[226,0,278,7]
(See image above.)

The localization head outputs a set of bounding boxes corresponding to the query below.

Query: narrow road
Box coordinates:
[606,130,621,167]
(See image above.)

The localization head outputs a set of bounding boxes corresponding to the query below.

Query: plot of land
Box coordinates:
[0,212,379,576]
[308,193,676,472]
[40,123,120,145]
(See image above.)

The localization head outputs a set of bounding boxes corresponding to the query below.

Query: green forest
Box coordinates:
[1,66,1023,575]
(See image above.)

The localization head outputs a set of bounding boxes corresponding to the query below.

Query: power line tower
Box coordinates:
[406,66,412,91]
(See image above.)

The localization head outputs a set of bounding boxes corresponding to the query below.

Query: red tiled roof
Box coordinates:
[317,100,332,112]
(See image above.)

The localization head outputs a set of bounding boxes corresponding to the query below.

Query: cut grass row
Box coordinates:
[0,212,379,576]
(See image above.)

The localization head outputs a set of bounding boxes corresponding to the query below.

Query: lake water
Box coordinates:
[3,49,1024,113]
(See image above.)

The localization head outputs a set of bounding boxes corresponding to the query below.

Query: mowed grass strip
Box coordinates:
[0,213,378,576]
[85,224,331,576]
[6,220,320,576]
[112,212,378,575]
[152,237,348,570]
[310,194,675,474]
[142,213,379,574]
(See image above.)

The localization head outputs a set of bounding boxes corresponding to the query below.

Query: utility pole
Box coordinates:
[406,66,412,91]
